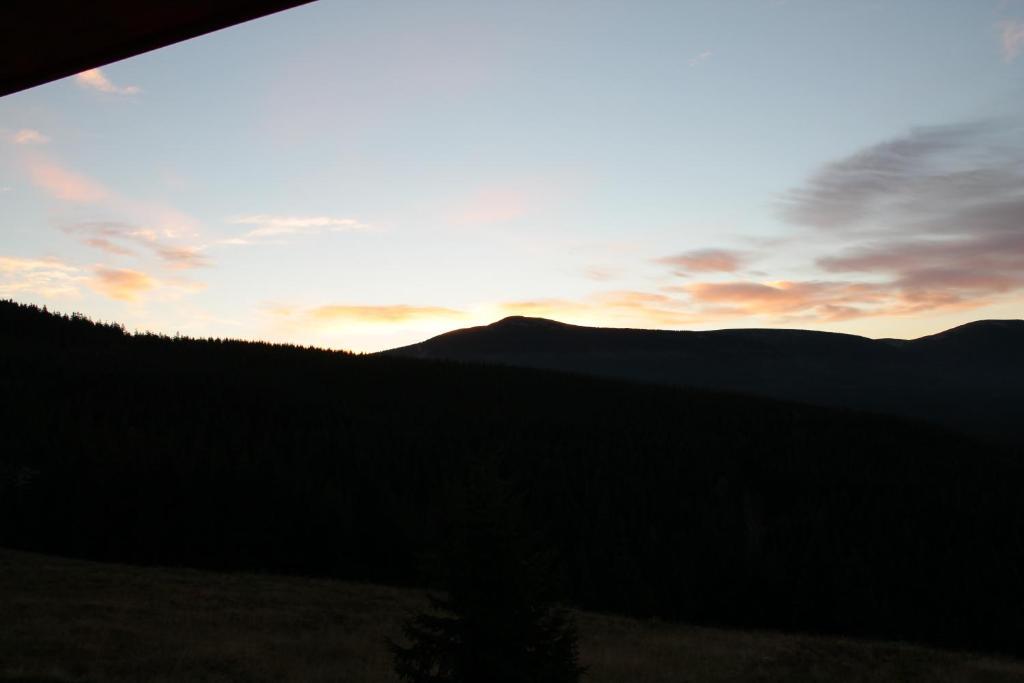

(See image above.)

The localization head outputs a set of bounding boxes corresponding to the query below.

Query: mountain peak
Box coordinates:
[489,316,571,330]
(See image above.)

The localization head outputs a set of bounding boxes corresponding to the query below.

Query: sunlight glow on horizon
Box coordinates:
[2,1,1023,352]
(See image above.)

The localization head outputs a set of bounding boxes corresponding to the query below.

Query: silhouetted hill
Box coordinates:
[910,319,1024,359]
[387,316,1024,444]
[2,300,1024,657]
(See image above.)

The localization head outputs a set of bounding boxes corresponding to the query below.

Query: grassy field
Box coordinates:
[2,548,1022,683]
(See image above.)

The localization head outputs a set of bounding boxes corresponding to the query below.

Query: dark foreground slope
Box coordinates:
[387,316,1024,444]
[2,300,1024,655]
[4,548,1024,683]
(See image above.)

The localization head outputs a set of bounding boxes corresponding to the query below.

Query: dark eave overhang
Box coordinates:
[1,1,314,97]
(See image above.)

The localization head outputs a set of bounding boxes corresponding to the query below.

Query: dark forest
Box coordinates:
[2,299,1022,657]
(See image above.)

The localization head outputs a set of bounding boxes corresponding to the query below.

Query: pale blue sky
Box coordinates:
[2,0,1023,350]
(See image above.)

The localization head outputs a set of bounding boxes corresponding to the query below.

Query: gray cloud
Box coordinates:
[655,248,745,274]
[780,120,1023,232]
[778,118,1024,315]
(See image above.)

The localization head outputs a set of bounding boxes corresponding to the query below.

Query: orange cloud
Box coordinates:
[0,256,82,298]
[684,281,834,314]
[91,267,156,302]
[499,298,593,319]
[11,129,49,145]
[498,290,699,328]
[75,68,140,95]
[815,232,1024,317]
[265,303,468,347]
[681,278,987,322]
[0,256,77,273]
[27,159,108,202]
[309,304,464,324]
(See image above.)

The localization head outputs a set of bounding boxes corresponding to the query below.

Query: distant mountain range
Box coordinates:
[387,316,1024,444]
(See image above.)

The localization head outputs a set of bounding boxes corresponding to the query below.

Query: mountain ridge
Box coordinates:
[386,315,1024,444]
[395,314,1024,349]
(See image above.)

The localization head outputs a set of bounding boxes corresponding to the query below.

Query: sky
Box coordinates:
[1,0,1023,352]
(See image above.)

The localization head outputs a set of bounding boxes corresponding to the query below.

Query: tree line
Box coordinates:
[1,299,1023,656]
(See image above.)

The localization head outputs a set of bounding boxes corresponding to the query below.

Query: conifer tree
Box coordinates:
[390,465,584,683]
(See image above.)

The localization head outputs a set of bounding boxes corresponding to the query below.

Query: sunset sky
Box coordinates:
[2,0,1023,351]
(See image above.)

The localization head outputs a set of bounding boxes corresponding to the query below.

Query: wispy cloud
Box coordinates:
[656,248,744,274]
[83,237,135,256]
[818,233,1024,299]
[2,253,199,303]
[773,118,1024,319]
[523,119,1024,329]
[679,277,990,322]
[583,265,620,282]
[450,188,531,225]
[74,68,140,95]
[688,50,713,67]
[65,222,209,270]
[681,280,887,321]
[0,256,77,274]
[229,215,370,239]
[19,148,207,271]
[778,121,1002,231]
[999,19,1024,61]
[26,158,108,202]
[24,154,199,242]
[10,129,49,145]
[14,149,206,304]
[154,245,207,269]
[497,284,914,328]
[270,117,1024,335]
[0,256,83,298]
